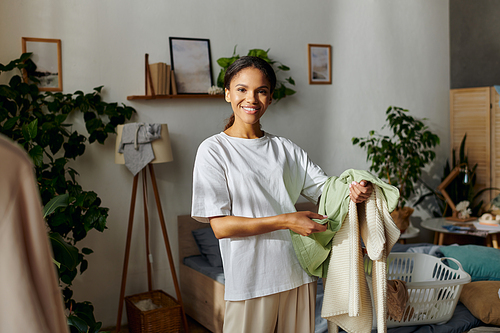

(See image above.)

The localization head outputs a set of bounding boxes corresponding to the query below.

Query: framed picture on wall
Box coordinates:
[22,37,62,91]
[169,37,213,94]
[308,44,331,84]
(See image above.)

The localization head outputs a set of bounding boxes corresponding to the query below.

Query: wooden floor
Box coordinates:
[102,315,211,333]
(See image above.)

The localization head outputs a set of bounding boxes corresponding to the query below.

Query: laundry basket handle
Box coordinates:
[441,256,466,272]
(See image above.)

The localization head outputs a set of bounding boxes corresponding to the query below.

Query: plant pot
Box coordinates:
[390,207,414,233]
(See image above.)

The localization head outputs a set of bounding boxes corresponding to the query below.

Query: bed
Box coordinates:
[178,214,225,333]
[178,205,499,333]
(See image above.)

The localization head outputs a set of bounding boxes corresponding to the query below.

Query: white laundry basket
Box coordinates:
[364,252,471,328]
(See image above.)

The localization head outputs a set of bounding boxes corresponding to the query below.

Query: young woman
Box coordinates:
[191,56,372,333]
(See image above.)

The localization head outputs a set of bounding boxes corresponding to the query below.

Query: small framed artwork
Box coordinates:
[308,44,332,85]
[22,37,62,91]
[169,37,213,94]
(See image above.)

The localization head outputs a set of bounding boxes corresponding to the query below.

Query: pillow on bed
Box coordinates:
[192,227,222,267]
[440,245,500,281]
[459,281,500,325]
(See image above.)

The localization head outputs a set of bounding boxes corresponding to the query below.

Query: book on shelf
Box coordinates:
[165,65,171,95]
[170,69,177,95]
[159,63,165,95]
[147,62,161,95]
[148,62,172,95]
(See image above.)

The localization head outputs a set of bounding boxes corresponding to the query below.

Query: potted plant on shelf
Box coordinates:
[352,106,440,232]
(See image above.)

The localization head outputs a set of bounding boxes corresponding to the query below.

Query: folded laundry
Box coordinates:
[442,225,474,232]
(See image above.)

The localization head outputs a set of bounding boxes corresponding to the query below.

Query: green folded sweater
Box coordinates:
[291,169,399,277]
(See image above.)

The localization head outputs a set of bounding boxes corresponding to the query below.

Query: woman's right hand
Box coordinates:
[210,211,328,239]
[283,211,328,236]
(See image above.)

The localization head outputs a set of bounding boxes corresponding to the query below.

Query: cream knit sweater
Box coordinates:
[322,186,400,333]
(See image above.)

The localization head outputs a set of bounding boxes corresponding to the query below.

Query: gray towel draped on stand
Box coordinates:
[118,123,162,175]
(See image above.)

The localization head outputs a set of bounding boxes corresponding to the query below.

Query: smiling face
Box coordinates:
[225,66,272,133]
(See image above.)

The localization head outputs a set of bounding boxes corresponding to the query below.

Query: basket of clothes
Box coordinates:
[125,290,182,333]
[365,252,471,328]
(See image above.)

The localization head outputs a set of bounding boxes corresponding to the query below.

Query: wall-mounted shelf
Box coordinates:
[127,94,223,100]
[131,54,224,101]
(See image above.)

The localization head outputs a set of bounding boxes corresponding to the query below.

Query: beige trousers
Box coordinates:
[223,281,317,333]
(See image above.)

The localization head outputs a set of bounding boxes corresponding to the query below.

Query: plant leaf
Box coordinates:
[43,193,69,218]
[28,145,44,167]
[22,118,38,141]
[247,48,271,62]
[68,314,89,333]
[80,259,88,274]
[49,232,79,271]
[52,257,61,268]
[82,247,94,255]
[3,116,19,130]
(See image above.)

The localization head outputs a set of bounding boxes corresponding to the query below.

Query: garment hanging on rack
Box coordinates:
[118,123,162,175]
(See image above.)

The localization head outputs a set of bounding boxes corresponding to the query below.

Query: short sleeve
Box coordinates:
[191,142,231,223]
[300,154,328,204]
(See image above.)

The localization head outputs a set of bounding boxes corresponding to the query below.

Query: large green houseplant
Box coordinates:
[216,47,296,102]
[0,53,135,333]
[352,106,440,230]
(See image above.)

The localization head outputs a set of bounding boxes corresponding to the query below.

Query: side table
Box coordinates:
[398,223,420,244]
[421,217,499,249]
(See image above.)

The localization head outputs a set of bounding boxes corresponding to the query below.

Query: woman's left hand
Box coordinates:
[349,180,373,203]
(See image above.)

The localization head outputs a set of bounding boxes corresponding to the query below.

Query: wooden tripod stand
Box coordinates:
[115,163,189,333]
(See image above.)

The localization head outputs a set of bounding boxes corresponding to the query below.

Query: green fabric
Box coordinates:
[291,169,400,277]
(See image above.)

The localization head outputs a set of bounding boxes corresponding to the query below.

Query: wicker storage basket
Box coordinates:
[365,252,471,328]
[125,290,182,333]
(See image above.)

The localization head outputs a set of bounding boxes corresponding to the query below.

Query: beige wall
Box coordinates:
[0,0,450,327]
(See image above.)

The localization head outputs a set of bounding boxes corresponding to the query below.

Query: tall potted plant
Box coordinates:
[352,106,440,231]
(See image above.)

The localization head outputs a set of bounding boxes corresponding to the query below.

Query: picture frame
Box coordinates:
[308,44,332,85]
[22,37,62,91]
[169,37,213,94]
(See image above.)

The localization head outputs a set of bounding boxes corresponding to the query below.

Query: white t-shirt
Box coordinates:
[191,132,328,301]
